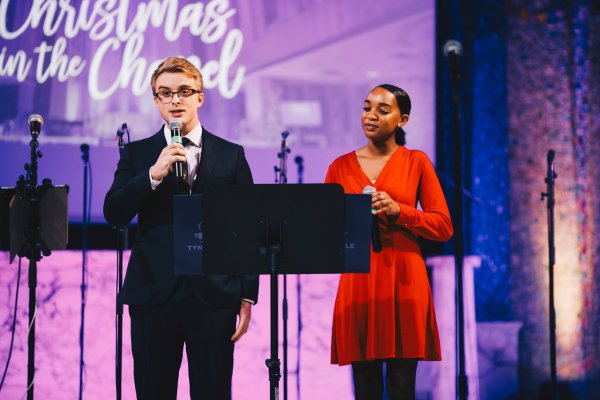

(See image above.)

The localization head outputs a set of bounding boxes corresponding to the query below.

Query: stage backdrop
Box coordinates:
[0,0,436,222]
[0,1,436,399]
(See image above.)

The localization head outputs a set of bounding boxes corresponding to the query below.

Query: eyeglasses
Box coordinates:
[153,88,201,104]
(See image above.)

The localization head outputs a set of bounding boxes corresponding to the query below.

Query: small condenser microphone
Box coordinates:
[28,114,44,138]
[119,123,129,150]
[443,39,463,76]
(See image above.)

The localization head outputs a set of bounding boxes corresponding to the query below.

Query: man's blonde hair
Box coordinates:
[150,57,203,92]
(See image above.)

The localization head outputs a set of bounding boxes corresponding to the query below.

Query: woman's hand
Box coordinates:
[371,191,400,218]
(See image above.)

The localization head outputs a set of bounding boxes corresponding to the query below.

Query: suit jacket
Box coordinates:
[104,127,259,307]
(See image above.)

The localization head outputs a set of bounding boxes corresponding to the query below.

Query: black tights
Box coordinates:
[352,359,418,400]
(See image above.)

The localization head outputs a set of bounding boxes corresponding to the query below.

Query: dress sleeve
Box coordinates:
[394,155,453,242]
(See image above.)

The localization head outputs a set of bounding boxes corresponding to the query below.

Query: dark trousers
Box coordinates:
[129,280,238,400]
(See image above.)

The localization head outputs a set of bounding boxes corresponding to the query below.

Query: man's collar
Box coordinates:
[163,123,203,147]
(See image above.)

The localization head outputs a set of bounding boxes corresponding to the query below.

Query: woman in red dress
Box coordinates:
[327,84,453,399]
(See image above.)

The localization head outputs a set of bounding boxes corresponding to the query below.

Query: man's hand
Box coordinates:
[231,301,252,343]
[150,143,186,181]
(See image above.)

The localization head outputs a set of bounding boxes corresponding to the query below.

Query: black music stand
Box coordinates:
[3,182,68,400]
[202,184,348,400]
[0,187,16,251]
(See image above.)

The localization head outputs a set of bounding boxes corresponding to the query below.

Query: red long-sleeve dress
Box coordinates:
[327,146,453,365]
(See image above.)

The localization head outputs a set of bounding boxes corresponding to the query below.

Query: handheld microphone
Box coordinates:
[363,185,382,253]
[28,114,44,138]
[169,120,184,179]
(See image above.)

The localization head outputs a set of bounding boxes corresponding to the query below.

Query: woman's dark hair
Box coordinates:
[377,84,411,145]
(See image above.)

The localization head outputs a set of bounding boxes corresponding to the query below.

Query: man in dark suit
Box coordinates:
[104,57,258,400]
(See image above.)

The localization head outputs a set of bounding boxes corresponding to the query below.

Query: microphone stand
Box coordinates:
[114,124,128,400]
[541,150,557,399]
[273,131,290,400]
[78,144,90,400]
[445,39,468,400]
[15,126,51,400]
[294,155,304,400]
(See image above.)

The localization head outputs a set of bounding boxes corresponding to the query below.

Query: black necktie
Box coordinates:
[181,137,190,186]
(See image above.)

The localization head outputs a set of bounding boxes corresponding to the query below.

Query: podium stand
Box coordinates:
[201,184,368,400]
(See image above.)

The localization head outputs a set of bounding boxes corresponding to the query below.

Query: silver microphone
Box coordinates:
[169,120,183,144]
[443,39,463,57]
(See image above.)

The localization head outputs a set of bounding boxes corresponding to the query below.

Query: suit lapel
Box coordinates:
[194,130,221,192]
